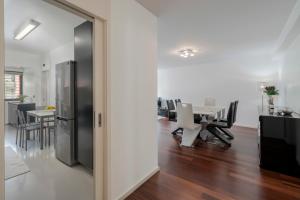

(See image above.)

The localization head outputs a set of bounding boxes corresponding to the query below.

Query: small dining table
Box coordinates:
[26,110,56,150]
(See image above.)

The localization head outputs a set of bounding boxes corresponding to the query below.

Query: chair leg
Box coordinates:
[171,128,183,135]
[44,129,47,147]
[16,126,19,145]
[38,130,41,143]
[181,127,202,147]
[48,129,51,146]
[43,129,46,147]
[219,128,235,139]
[19,128,22,147]
[25,131,28,151]
[22,129,25,148]
[207,127,231,146]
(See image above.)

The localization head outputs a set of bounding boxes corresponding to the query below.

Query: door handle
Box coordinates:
[98,113,102,127]
[56,116,68,121]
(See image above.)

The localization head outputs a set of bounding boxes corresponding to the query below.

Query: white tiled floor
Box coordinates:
[5,125,94,200]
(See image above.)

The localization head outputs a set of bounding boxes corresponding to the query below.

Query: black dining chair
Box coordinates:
[174,99,181,106]
[166,100,176,121]
[219,100,238,139]
[233,100,239,124]
[206,102,235,146]
[214,100,238,139]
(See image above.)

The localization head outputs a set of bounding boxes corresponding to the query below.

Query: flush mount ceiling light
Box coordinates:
[14,19,41,40]
[179,49,197,58]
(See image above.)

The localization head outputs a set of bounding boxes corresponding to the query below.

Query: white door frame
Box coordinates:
[0,0,107,199]
[0,0,5,199]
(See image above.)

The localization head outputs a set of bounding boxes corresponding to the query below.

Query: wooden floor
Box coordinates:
[127,118,300,200]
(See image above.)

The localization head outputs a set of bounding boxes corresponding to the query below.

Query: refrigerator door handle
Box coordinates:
[56,116,69,121]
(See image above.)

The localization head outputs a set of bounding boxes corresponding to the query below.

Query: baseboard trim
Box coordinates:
[118,167,160,200]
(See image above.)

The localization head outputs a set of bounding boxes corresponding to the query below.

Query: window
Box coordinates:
[5,71,23,100]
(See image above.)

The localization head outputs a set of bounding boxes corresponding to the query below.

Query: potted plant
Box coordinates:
[264,86,279,108]
[19,95,28,103]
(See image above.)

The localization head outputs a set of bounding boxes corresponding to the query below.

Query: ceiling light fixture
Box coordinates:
[14,19,41,40]
[179,49,197,58]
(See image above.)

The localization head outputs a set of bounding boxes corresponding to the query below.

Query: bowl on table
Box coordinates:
[278,108,293,116]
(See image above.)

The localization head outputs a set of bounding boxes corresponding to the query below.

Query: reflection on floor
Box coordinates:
[5,125,93,200]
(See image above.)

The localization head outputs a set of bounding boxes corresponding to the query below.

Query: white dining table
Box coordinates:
[193,106,224,116]
[27,110,55,150]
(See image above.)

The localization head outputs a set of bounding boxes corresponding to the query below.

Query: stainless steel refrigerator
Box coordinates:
[55,61,77,166]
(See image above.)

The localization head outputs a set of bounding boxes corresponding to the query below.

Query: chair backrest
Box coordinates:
[204,97,216,107]
[221,108,226,119]
[174,99,182,107]
[17,110,26,125]
[157,97,162,108]
[176,103,194,129]
[226,102,235,127]
[217,108,226,121]
[233,100,239,123]
[167,100,176,111]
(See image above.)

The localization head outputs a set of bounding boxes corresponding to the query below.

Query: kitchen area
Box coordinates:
[4,0,95,199]
[5,21,93,166]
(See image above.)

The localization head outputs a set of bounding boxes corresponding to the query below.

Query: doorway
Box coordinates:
[0,0,105,199]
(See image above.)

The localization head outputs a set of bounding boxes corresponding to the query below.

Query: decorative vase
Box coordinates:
[268,95,274,105]
[268,95,275,113]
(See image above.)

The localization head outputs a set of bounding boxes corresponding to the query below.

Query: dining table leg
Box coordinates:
[40,117,44,150]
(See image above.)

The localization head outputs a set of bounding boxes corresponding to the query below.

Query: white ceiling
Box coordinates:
[4,0,85,54]
[137,0,298,68]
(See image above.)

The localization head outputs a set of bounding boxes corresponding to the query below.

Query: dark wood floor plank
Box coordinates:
[127,119,300,200]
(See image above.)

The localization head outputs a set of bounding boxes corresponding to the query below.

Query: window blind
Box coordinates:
[5,71,23,100]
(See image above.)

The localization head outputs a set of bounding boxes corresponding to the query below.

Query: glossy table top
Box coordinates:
[193,106,224,116]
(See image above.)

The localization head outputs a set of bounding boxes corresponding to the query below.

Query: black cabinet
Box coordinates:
[259,113,300,177]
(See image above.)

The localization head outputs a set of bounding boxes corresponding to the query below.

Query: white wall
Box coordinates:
[0,2,4,199]
[43,41,74,105]
[158,56,280,128]
[281,34,300,113]
[109,0,158,199]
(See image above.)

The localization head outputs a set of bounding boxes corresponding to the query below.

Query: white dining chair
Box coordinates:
[176,103,202,147]
[204,97,216,107]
